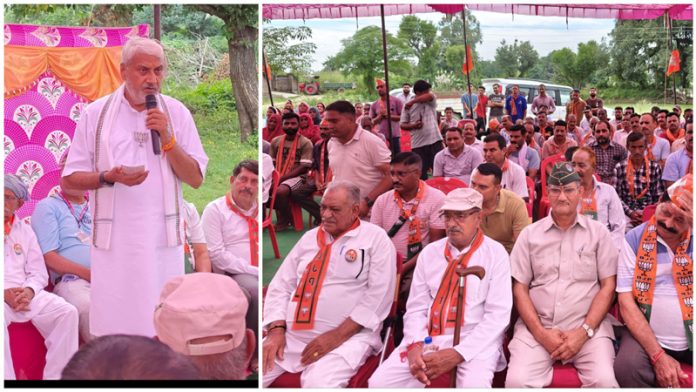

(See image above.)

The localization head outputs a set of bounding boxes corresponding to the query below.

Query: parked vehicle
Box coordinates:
[299,75,357,95]
[480,78,574,120]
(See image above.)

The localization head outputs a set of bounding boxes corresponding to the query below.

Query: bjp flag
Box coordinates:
[462,45,474,75]
[667,49,680,76]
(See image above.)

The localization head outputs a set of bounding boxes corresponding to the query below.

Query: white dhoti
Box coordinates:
[4,290,79,380]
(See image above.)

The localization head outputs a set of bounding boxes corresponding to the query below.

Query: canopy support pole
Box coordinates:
[380,5,399,155]
[462,9,473,119]
[262,51,275,108]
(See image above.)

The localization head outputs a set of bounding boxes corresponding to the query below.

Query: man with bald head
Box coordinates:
[263,181,396,387]
[4,174,79,380]
[61,37,208,337]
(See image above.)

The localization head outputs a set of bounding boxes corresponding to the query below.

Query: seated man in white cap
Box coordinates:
[4,174,79,380]
[262,180,396,387]
[154,272,255,380]
[369,187,512,388]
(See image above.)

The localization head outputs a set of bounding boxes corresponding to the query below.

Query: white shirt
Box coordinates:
[502,160,529,199]
[393,90,415,103]
[262,153,274,203]
[183,201,206,244]
[263,221,396,372]
[201,195,258,277]
[646,136,671,162]
[403,236,512,364]
[5,215,48,296]
[63,90,209,337]
[578,179,626,250]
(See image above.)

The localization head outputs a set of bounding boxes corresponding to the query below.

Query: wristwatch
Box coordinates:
[582,323,594,338]
[99,171,114,187]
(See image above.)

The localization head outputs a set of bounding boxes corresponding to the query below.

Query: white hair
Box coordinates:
[189,337,248,380]
[121,37,167,71]
[325,180,361,205]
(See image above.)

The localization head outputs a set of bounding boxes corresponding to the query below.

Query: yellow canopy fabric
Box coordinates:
[4,45,123,101]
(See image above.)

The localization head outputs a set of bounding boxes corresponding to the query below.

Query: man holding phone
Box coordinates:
[62,37,208,337]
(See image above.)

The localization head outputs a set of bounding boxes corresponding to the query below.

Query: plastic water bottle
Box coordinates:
[422,336,439,354]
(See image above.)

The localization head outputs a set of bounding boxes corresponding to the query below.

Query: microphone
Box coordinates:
[145,94,161,155]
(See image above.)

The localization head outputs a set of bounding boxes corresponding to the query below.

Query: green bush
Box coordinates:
[164,80,236,115]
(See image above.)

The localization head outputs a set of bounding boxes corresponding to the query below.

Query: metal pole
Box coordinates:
[380,5,399,154]
[153,5,161,41]
[666,13,678,105]
[462,9,473,119]
[262,51,275,108]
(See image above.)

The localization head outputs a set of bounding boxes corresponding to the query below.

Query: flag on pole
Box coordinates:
[462,45,474,75]
[264,57,272,79]
[667,49,680,76]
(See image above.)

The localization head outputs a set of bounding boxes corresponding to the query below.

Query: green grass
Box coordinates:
[262,207,314,286]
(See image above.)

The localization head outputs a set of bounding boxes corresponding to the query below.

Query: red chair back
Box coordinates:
[540,154,565,199]
[525,176,534,218]
[8,322,47,380]
[425,177,467,195]
[264,170,280,222]
[642,204,657,222]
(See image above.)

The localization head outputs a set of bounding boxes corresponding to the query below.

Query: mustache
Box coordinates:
[658,220,679,234]
[447,227,462,234]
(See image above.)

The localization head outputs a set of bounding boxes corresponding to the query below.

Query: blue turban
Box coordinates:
[5,174,29,201]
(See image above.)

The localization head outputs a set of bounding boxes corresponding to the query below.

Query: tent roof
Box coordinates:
[263,3,693,21]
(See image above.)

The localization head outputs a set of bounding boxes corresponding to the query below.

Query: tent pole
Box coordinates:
[262,51,275,108]
[381,5,398,154]
[666,14,678,105]
[462,9,473,119]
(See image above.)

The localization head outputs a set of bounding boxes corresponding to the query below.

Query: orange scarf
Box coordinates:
[627,157,651,200]
[646,136,657,161]
[501,159,510,173]
[292,219,360,330]
[275,135,300,177]
[391,181,426,259]
[664,128,685,144]
[4,215,15,238]
[580,186,598,220]
[316,140,333,190]
[632,215,692,350]
[510,96,518,116]
[225,192,258,267]
[428,229,484,336]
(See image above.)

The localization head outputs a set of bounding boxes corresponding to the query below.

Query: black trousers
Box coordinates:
[412,140,444,180]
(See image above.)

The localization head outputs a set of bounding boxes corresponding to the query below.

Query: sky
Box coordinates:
[265,9,617,72]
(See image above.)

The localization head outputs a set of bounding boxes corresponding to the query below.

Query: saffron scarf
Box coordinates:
[627,157,651,200]
[315,140,332,190]
[632,215,693,350]
[428,229,484,336]
[274,135,300,177]
[387,181,426,260]
[580,185,598,220]
[292,219,361,330]
[225,192,258,267]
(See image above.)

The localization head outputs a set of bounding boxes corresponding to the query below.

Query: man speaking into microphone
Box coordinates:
[62,37,208,337]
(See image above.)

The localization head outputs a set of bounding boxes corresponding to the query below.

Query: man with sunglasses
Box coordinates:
[506,163,619,388]
[370,187,512,387]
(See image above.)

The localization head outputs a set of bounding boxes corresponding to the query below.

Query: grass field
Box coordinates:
[179,109,257,214]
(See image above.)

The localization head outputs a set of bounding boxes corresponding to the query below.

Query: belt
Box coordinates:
[56,274,80,285]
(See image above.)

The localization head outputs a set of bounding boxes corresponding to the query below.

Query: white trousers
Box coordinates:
[4,290,79,380]
[53,278,94,343]
[368,348,499,388]
[263,351,367,388]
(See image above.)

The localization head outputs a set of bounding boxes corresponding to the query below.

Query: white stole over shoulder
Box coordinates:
[93,84,181,250]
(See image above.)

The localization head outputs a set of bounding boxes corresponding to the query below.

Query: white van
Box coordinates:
[481,78,574,120]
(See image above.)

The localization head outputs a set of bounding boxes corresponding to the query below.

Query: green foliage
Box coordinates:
[493,39,539,78]
[437,11,482,48]
[324,26,413,94]
[164,80,236,115]
[4,4,92,25]
[548,40,606,89]
[263,25,318,77]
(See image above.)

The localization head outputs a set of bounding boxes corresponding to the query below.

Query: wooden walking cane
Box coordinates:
[449,265,486,388]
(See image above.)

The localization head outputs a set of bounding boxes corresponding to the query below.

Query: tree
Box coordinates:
[549,41,605,89]
[438,10,482,49]
[324,26,413,94]
[263,26,317,77]
[189,5,258,142]
[397,16,438,80]
[493,39,539,78]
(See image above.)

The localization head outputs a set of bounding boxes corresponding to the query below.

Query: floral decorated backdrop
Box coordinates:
[4,23,149,220]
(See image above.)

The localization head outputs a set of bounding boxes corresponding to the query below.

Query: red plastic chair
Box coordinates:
[538,154,566,219]
[269,254,404,388]
[525,176,534,218]
[642,204,657,222]
[425,177,467,195]
[8,322,47,380]
[263,170,281,259]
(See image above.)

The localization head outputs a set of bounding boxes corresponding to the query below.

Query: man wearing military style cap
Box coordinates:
[506,163,620,387]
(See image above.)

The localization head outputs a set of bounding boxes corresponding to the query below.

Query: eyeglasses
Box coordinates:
[439,210,478,222]
[390,169,418,178]
[547,186,579,197]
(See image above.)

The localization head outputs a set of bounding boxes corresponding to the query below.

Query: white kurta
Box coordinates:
[403,235,512,365]
[263,221,396,374]
[4,216,79,380]
[63,90,208,337]
[201,195,258,276]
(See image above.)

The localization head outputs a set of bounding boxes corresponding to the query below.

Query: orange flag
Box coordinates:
[263,57,272,79]
[462,45,474,75]
[667,49,680,76]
